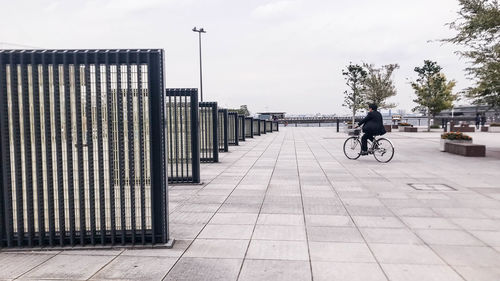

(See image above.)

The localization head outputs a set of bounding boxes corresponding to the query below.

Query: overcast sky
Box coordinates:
[0,0,472,115]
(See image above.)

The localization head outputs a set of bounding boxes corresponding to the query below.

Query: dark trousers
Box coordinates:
[361,133,374,152]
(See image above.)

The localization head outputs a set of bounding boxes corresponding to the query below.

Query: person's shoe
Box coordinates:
[360,151,368,156]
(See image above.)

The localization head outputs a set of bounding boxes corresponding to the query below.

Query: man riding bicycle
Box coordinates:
[356,104,386,155]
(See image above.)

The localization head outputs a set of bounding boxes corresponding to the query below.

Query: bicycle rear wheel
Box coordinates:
[373,138,394,163]
[343,137,361,160]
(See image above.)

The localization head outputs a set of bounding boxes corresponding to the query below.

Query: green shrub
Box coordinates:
[490,123,500,127]
[430,124,440,129]
[398,122,411,126]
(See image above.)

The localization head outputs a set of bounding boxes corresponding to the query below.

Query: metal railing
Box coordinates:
[253,119,261,136]
[165,88,200,184]
[228,112,239,145]
[260,120,266,134]
[238,115,246,142]
[0,49,170,248]
[217,109,228,152]
[245,117,254,138]
[199,102,218,163]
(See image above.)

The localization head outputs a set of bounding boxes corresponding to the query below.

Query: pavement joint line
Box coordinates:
[292,129,315,281]
[309,129,469,281]
[299,129,391,281]
[235,131,287,281]
[85,249,126,281]
[11,251,60,280]
[161,132,281,281]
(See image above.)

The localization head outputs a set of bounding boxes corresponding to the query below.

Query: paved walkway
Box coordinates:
[1,127,500,281]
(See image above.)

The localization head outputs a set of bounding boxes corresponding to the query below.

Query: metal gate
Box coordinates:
[260,120,267,134]
[217,109,228,152]
[245,117,254,138]
[228,112,239,146]
[253,119,261,136]
[238,115,245,142]
[199,102,218,163]
[165,88,200,184]
[0,49,170,248]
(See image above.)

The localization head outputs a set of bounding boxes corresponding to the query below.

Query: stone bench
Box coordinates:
[445,142,485,157]
[451,126,475,133]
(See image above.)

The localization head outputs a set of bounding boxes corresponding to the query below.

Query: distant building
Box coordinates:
[257,112,286,120]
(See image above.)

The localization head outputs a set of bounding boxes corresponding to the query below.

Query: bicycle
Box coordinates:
[343,128,394,163]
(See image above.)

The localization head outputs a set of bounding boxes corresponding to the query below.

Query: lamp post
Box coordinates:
[192,27,206,102]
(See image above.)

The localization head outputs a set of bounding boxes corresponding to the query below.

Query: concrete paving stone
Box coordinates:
[169,224,205,239]
[209,213,259,225]
[0,253,55,279]
[470,230,500,247]
[344,198,384,207]
[303,204,348,215]
[360,228,423,244]
[91,256,177,281]
[433,208,489,218]
[380,199,425,208]
[309,242,375,262]
[369,243,445,265]
[479,208,500,219]
[197,189,233,196]
[21,254,115,280]
[453,266,500,281]
[431,245,500,267]
[238,260,312,281]
[246,240,309,261]
[346,206,393,217]
[257,214,304,225]
[163,257,242,281]
[260,203,303,214]
[450,218,500,231]
[59,249,123,256]
[391,207,439,217]
[187,195,229,204]
[225,196,264,204]
[122,239,192,257]
[305,215,353,227]
[170,212,214,225]
[401,217,460,230]
[198,224,254,239]
[416,229,485,246]
[311,261,386,281]
[184,239,249,258]
[352,216,405,228]
[218,203,262,213]
[176,203,221,213]
[307,226,364,243]
[253,225,307,241]
[381,264,463,281]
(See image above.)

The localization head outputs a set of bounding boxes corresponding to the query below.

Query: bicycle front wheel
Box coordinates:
[343,137,361,160]
[373,138,394,163]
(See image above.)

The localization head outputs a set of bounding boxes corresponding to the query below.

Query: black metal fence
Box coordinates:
[238,115,246,142]
[266,121,273,132]
[217,109,228,152]
[245,117,254,138]
[0,49,170,248]
[228,112,239,145]
[253,119,261,136]
[260,120,267,134]
[165,88,200,184]
[199,102,218,163]
[272,121,279,132]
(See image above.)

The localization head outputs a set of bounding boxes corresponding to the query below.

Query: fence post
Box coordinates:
[336,119,339,132]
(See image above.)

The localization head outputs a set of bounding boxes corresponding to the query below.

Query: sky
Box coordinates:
[0,0,473,115]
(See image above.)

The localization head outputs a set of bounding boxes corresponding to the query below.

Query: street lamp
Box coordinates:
[192,27,206,102]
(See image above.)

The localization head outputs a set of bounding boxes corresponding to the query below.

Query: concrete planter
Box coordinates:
[481,127,489,132]
[398,126,411,132]
[404,127,418,132]
[489,126,500,133]
[440,139,472,152]
[384,125,392,133]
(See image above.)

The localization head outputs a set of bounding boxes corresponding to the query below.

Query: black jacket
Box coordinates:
[358,110,386,135]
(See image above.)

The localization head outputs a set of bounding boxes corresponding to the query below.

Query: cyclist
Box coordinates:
[356,104,386,155]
